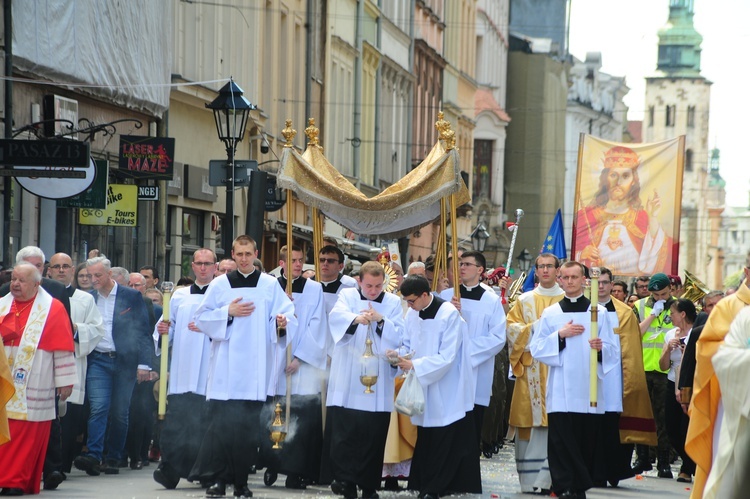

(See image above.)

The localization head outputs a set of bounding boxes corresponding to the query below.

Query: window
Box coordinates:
[473,139,493,200]
[685,149,694,172]
[666,105,676,127]
[648,106,655,127]
[687,105,696,128]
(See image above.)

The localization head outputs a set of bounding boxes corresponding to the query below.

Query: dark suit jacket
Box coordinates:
[0,276,72,319]
[91,284,152,370]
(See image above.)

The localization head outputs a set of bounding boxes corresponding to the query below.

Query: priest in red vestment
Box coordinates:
[0,263,76,495]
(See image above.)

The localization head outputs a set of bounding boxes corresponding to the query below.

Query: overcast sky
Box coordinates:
[568,0,750,208]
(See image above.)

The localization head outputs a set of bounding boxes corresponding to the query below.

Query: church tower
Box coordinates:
[643,0,713,281]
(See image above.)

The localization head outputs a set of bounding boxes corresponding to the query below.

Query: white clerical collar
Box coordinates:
[600,298,612,306]
[195,282,209,289]
[238,269,256,279]
[462,282,481,291]
[567,293,585,302]
[535,283,562,296]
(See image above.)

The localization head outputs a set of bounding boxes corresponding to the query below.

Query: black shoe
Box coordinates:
[331,480,356,498]
[420,493,439,499]
[285,474,306,490]
[657,462,673,479]
[233,484,252,497]
[0,489,24,496]
[558,490,581,499]
[248,465,256,474]
[206,481,226,497]
[481,441,494,458]
[116,459,129,468]
[383,477,402,491]
[74,455,101,476]
[153,464,180,489]
[43,470,65,490]
[130,460,143,470]
[101,462,120,475]
[361,489,378,499]
[631,459,652,474]
[263,469,277,486]
[608,479,620,488]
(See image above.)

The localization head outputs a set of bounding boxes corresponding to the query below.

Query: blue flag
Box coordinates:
[523,209,567,292]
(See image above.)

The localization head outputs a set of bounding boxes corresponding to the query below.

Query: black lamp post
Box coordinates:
[517,248,532,272]
[206,80,256,252]
[470,222,491,252]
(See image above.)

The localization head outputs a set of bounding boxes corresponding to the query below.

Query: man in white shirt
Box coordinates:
[47,253,104,481]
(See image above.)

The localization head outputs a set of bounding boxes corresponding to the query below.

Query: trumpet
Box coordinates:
[507,272,527,307]
[682,270,709,304]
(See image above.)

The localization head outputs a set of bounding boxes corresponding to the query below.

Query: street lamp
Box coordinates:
[206,80,256,252]
[470,222,491,252]
[517,248,532,272]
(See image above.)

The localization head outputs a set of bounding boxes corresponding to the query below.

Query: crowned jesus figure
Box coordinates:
[575,146,671,276]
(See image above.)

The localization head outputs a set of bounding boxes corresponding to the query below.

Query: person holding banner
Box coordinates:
[530,261,619,499]
[575,145,671,276]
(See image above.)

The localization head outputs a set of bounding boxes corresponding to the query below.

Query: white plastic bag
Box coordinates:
[394,370,425,416]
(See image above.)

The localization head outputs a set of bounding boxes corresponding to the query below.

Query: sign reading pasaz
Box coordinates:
[118,135,175,180]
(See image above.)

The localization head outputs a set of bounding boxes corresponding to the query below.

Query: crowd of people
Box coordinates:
[0,240,747,499]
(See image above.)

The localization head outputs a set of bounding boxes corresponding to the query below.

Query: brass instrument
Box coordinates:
[682,270,709,304]
[507,271,527,307]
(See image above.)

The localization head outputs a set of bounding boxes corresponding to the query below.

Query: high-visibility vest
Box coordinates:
[635,298,670,373]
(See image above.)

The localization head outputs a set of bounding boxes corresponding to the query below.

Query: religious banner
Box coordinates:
[78,184,138,226]
[118,135,175,180]
[571,134,684,276]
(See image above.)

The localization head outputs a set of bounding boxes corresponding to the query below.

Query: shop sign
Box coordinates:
[78,184,137,226]
[57,159,108,209]
[265,175,286,212]
[118,135,175,180]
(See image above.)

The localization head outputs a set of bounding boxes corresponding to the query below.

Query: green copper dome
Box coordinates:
[656,0,703,77]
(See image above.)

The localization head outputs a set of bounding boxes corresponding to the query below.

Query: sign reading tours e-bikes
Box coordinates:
[78,185,137,227]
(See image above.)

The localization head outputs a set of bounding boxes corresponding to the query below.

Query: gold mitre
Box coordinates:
[602,146,640,170]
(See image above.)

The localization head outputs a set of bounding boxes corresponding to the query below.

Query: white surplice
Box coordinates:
[601,299,624,412]
[530,299,620,414]
[440,285,506,406]
[404,296,474,427]
[193,271,296,401]
[154,285,212,396]
[269,276,328,396]
[326,288,404,412]
[69,288,104,405]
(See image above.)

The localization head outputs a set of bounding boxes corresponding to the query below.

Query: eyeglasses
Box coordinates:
[459,262,479,267]
[599,280,611,285]
[319,258,339,264]
[636,284,649,289]
[536,264,556,270]
[405,297,419,305]
[193,261,216,267]
[50,264,72,270]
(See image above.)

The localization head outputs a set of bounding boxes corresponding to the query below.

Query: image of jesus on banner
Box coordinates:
[573,135,684,276]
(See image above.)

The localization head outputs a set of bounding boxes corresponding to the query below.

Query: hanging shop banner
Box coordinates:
[57,159,108,209]
[78,184,138,226]
[572,134,684,276]
[118,135,175,180]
